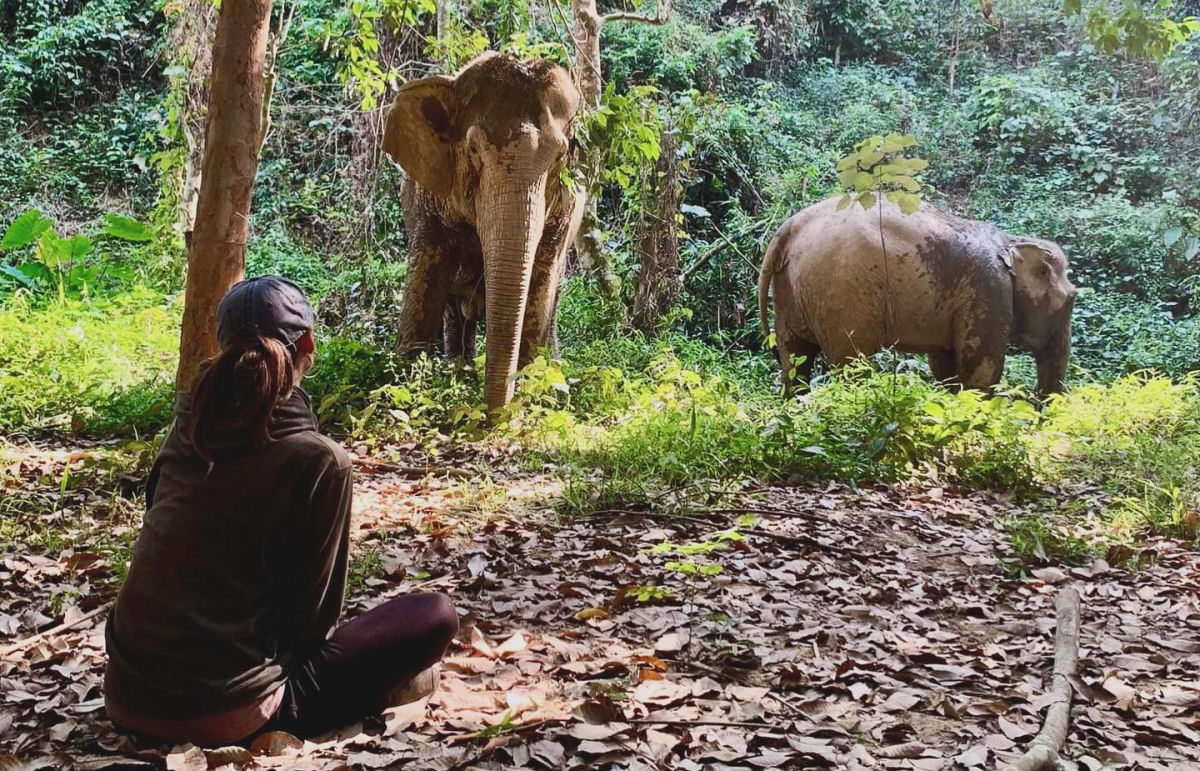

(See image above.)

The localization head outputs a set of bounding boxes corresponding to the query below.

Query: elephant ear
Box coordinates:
[383,75,457,198]
[1009,238,1067,309]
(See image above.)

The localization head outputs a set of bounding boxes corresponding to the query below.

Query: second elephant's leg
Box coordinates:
[780,337,820,394]
[928,350,959,390]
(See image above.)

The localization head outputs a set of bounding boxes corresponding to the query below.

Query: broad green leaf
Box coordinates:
[65,235,92,261]
[837,194,853,211]
[858,191,877,209]
[0,263,36,288]
[1163,227,1184,248]
[853,171,875,190]
[1,210,54,250]
[36,230,64,269]
[102,214,154,242]
[888,191,921,214]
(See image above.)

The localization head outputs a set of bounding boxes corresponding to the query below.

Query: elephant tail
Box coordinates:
[758,231,785,347]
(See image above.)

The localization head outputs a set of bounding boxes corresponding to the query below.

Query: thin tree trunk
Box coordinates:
[171,0,216,247]
[948,0,961,94]
[632,125,681,332]
[569,0,670,298]
[175,0,274,390]
[436,0,450,48]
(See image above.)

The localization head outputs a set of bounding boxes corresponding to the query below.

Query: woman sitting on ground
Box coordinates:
[104,276,458,745]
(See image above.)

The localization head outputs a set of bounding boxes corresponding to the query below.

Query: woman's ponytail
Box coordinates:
[187,335,297,462]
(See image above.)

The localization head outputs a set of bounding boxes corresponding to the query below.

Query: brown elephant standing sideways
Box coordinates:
[758,196,1076,395]
[382,53,585,410]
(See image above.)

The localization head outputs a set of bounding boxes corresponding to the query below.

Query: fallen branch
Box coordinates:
[0,601,113,659]
[628,718,777,729]
[351,457,475,479]
[1001,586,1081,771]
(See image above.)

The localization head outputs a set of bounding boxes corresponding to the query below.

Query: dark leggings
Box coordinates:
[270,592,458,737]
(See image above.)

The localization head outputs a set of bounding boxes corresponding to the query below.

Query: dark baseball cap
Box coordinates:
[217,276,315,349]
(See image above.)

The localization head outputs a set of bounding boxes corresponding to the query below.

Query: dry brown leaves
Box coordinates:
[1,445,1197,770]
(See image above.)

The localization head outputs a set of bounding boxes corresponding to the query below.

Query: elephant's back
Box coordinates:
[773,197,983,354]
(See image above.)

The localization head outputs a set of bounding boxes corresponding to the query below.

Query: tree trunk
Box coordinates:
[570,0,617,296]
[169,0,216,247]
[632,125,681,332]
[436,0,450,48]
[572,0,604,110]
[568,0,670,299]
[175,0,274,390]
[948,0,961,94]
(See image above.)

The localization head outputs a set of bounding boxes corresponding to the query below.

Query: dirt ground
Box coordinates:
[1,443,1198,770]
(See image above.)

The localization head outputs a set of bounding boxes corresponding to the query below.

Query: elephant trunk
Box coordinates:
[479,172,549,412]
[1035,299,1073,395]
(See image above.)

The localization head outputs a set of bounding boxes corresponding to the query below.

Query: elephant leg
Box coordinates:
[780,337,820,394]
[443,300,466,359]
[928,350,959,390]
[544,288,562,358]
[461,312,478,361]
[519,205,578,367]
[954,317,1008,392]
[398,245,452,357]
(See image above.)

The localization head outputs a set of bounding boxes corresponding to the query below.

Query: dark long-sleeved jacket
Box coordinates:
[104,388,352,719]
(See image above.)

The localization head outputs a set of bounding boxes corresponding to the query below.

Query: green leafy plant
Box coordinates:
[1066,0,1200,60]
[1,209,153,298]
[836,133,928,214]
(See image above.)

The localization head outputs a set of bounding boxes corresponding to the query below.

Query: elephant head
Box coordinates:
[382,53,581,410]
[1007,237,1075,394]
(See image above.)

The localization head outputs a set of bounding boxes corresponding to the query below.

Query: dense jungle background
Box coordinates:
[2,1,1200,766]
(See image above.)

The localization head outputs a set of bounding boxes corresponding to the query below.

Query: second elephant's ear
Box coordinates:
[382,75,456,198]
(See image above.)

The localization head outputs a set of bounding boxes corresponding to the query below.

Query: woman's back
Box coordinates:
[105,388,352,721]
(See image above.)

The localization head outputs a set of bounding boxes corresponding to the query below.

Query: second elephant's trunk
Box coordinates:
[479,173,549,412]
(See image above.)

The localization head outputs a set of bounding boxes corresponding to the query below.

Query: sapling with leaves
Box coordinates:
[643,517,754,661]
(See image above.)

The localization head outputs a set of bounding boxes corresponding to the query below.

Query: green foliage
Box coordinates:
[1005,510,1097,566]
[1071,289,1200,377]
[0,287,179,436]
[1066,0,1200,60]
[965,72,1075,164]
[576,84,664,193]
[0,0,159,108]
[1,209,153,297]
[835,132,927,213]
[424,18,490,70]
[1041,374,1200,546]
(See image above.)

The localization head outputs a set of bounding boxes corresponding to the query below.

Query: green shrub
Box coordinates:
[1071,289,1200,378]
[0,287,179,435]
[1041,374,1200,546]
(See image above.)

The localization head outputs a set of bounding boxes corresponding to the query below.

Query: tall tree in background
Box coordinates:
[571,0,670,296]
[167,0,216,246]
[631,123,681,331]
[175,0,274,389]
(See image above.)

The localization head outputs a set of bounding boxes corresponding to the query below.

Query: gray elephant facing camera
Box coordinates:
[382,52,585,411]
[758,196,1076,395]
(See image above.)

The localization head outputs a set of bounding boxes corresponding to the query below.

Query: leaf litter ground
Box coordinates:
[1,442,1198,770]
